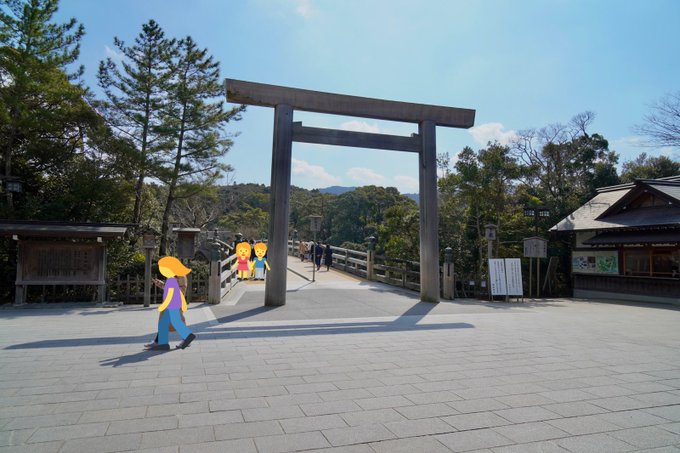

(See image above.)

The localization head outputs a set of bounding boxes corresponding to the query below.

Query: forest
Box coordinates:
[1,0,678,300]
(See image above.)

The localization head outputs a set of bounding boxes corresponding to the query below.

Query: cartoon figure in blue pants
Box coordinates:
[252,242,271,280]
[146,256,196,351]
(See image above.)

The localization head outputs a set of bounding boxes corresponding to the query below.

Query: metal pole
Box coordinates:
[264,104,293,307]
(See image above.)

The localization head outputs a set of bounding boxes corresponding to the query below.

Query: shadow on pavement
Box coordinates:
[99,348,173,368]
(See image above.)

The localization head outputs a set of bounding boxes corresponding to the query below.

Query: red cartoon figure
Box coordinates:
[232,241,252,280]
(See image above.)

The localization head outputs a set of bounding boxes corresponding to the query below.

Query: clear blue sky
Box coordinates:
[56,0,679,193]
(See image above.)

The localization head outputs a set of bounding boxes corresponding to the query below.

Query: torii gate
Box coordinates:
[225,79,475,306]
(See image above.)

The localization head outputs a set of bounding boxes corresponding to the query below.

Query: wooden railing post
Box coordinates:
[208,244,221,304]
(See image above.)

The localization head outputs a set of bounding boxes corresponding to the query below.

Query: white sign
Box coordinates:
[489,259,507,296]
[523,237,547,258]
[488,258,524,296]
[504,258,523,296]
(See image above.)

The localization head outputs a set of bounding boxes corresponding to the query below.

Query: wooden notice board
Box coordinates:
[18,241,105,285]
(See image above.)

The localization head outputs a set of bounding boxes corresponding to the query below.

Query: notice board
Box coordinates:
[488,258,524,296]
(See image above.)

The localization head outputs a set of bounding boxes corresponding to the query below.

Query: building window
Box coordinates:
[624,249,680,278]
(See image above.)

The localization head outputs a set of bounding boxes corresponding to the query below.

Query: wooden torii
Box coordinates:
[225,79,475,306]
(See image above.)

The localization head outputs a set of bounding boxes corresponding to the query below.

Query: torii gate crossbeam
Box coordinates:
[225,79,475,306]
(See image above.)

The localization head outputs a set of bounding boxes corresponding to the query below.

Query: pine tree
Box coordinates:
[96,19,175,227]
[0,0,88,212]
[157,36,244,254]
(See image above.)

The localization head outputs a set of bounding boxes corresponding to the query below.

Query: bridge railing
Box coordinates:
[208,253,238,304]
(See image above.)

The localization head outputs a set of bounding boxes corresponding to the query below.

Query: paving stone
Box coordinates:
[436,427,514,451]
[609,426,680,449]
[0,429,36,447]
[4,412,81,430]
[448,398,510,414]
[591,396,655,411]
[541,401,608,417]
[322,424,395,446]
[492,421,570,443]
[280,414,347,433]
[106,415,177,435]
[369,436,452,453]
[491,441,569,452]
[27,422,108,443]
[146,401,209,417]
[179,438,256,453]
[384,417,454,437]
[599,409,670,428]
[300,400,362,416]
[644,405,680,422]
[213,420,283,440]
[493,406,561,423]
[139,426,214,449]
[0,441,64,453]
[59,433,141,453]
[340,408,406,427]
[554,433,637,452]
[242,405,305,422]
[442,411,511,431]
[177,410,243,428]
[395,402,459,419]
[208,397,268,412]
[354,395,413,410]
[254,431,331,453]
[546,414,624,435]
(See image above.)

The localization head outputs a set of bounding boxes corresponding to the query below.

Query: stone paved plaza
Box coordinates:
[1,258,680,452]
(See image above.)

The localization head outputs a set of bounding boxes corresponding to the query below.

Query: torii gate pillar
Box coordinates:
[225,79,475,307]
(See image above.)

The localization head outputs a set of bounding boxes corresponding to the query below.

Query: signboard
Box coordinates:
[504,258,524,296]
[489,259,507,296]
[572,250,618,274]
[488,258,523,296]
[523,237,548,258]
[19,242,104,284]
[309,215,322,232]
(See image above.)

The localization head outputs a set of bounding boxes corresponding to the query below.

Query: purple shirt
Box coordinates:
[163,277,183,309]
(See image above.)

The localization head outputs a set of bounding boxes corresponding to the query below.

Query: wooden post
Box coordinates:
[265,104,293,307]
[418,120,439,303]
[143,248,152,307]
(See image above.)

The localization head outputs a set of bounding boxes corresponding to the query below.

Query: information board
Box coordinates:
[19,242,104,284]
[489,259,507,296]
[488,258,524,296]
[504,258,524,296]
[523,237,548,258]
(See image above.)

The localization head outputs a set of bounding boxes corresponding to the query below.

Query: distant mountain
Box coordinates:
[318,186,356,195]
[403,193,419,204]
[317,186,419,204]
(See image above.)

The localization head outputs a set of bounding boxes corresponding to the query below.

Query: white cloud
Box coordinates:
[340,120,381,133]
[469,122,517,146]
[393,175,419,192]
[296,0,313,18]
[105,45,124,61]
[347,167,386,185]
[292,158,341,186]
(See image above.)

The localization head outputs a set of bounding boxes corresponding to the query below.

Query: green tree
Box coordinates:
[0,0,90,213]
[157,36,244,254]
[97,19,175,227]
[513,111,619,219]
[620,152,680,182]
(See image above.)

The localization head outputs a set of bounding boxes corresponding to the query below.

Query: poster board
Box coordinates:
[523,237,548,258]
[571,250,618,274]
[488,258,524,296]
[504,258,524,296]
[489,259,507,296]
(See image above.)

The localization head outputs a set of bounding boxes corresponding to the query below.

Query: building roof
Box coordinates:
[550,176,680,232]
[0,220,132,239]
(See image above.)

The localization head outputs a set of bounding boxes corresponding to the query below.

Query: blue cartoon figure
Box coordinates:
[252,242,271,280]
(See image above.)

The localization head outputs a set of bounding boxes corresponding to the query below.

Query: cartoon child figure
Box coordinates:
[146,256,195,351]
[252,242,271,280]
[232,241,252,280]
